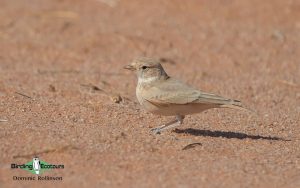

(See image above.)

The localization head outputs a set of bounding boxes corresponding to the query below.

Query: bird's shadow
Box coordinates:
[173,128,290,141]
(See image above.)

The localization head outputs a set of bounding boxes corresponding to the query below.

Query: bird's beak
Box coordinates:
[123,64,135,71]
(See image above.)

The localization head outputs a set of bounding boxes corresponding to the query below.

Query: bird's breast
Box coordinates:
[136,85,160,113]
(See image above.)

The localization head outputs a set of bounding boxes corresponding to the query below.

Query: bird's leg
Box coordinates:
[151,115,185,134]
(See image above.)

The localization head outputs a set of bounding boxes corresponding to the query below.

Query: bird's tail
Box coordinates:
[220,99,255,113]
[196,92,255,114]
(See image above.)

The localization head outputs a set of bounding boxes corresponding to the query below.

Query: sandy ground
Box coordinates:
[0,0,300,187]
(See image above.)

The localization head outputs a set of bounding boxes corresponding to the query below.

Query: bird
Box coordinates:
[32,157,41,175]
[124,57,252,134]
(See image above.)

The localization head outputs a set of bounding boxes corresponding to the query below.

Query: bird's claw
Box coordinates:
[150,127,162,134]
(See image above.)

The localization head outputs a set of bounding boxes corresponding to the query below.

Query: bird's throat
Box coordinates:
[138,76,159,84]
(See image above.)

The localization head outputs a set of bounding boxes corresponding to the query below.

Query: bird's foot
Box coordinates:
[150,125,165,134]
[150,115,185,134]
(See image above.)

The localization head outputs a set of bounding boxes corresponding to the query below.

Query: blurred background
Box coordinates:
[0,0,299,187]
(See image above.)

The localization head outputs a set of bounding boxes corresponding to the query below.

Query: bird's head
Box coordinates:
[124,57,169,84]
[33,157,39,162]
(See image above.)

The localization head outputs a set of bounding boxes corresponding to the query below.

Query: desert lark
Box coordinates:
[125,57,251,134]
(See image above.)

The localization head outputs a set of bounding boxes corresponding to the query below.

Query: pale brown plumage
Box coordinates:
[124,57,251,134]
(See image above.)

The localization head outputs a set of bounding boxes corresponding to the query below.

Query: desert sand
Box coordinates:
[0,0,299,187]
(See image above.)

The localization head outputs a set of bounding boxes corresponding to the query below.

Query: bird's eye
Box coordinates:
[142,66,147,70]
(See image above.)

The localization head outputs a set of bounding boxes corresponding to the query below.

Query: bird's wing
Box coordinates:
[195,91,236,105]
[142,78,199,105]
[143,78,237,106]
